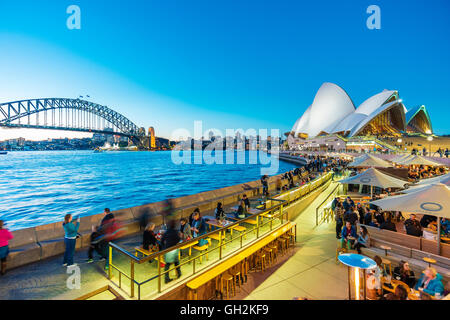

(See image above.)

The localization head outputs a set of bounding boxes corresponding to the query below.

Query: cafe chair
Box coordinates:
[221,273,236,300]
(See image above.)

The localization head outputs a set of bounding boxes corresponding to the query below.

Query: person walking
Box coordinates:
[261,175,269,197]
[0,220,13,275]
[160,220,181,284]
[63,214,80,267]
[86,225,103,263]
[100,208,114,225]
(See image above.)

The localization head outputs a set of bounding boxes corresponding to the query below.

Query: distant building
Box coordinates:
[288,82,434,152]
[149,127,156,149]
[290,82,433,139]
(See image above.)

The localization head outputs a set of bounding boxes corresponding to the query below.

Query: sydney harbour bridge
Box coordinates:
[0,98,152,149]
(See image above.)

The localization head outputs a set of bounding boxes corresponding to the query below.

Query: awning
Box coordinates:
[339,167,408,189]
[347,154,392,168]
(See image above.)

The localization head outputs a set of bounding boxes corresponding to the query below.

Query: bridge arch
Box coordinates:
[0,98,144,140]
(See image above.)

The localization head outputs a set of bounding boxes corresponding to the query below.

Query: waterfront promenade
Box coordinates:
[0,170,330,300]
[0,176,339,300]
[241,180,350,300]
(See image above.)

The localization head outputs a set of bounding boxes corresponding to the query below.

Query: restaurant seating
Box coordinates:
[231,225,247,240]
[277,237,288,255]
[381,258,392,276]
[241,258,249,283]
[134,246,155,258]
[193,239,210,264]
[229,266,242,293]
[221,273,236,299]
[209,232,226,249]
[263,246,274,266]
[255,250,267,272]
[268,242,279,262]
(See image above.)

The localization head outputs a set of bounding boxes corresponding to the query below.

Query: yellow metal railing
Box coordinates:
[315,170,349,226]
[108,172,333,299]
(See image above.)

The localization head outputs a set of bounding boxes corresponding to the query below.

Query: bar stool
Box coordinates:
[381,258,392,277]
[268,242,278,262]
[380,245,391,257]
[221,273,235,300]
[240,258,249,283]
[423,257,437,268]
[286,231,296,245]
[255,251,267,272]
[214,274,223,300]
[277,237,288,255]
[230,266,242,293]
[282,234,293,252]
[263,246,274,266]
[248,253,258,273]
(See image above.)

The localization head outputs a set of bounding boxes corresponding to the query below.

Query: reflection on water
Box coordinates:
[0,151,296,230]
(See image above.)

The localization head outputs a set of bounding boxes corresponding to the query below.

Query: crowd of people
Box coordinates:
[332,195,449,299]
[411,147,450,158]
[333,196,450,241]
[408,164,446,180]
[0,212,123,275]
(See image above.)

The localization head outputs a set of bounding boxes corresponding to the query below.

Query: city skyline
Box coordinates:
[1,0,450,141]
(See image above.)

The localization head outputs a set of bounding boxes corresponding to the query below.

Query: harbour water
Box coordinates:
[0,151,296,230]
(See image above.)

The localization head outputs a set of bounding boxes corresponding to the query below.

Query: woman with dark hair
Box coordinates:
[393,261,416,288]
[215,202,225,221]
[353,226,370,254]
[0,220,13,275]
[143,222,159,251]
[235,200,246,219]
[179,218,192,241]
[62,214,80,267]
[189,208,200,227]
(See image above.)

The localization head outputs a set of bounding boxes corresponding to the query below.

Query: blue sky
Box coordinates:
[0,0,449,140]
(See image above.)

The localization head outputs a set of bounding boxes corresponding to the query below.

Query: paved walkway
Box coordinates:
[241,181,350,300]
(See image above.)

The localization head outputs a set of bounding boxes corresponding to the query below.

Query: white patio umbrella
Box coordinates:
[371,183,450,254]
[391,154,412,164]
[339,167,408,197]
[397,155,445,166]
[347,154,393,168]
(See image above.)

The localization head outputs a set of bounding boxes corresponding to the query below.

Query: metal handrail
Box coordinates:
[138,202,285,264]
[315,171,349,226]
[108,171,333,299]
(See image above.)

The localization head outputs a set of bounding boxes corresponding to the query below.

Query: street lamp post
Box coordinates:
[427,136,433,156]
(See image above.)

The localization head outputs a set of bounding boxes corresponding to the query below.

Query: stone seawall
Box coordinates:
[6,167,309,270]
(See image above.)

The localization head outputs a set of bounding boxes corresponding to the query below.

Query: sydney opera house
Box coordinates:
[287,82,433,151]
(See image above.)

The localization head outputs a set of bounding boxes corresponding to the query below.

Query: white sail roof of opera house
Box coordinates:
[291,83,428,138]
[291,82,355,137]
[354,89,397,115]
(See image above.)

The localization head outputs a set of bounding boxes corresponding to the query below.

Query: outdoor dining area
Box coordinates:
[335,153,450,300]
